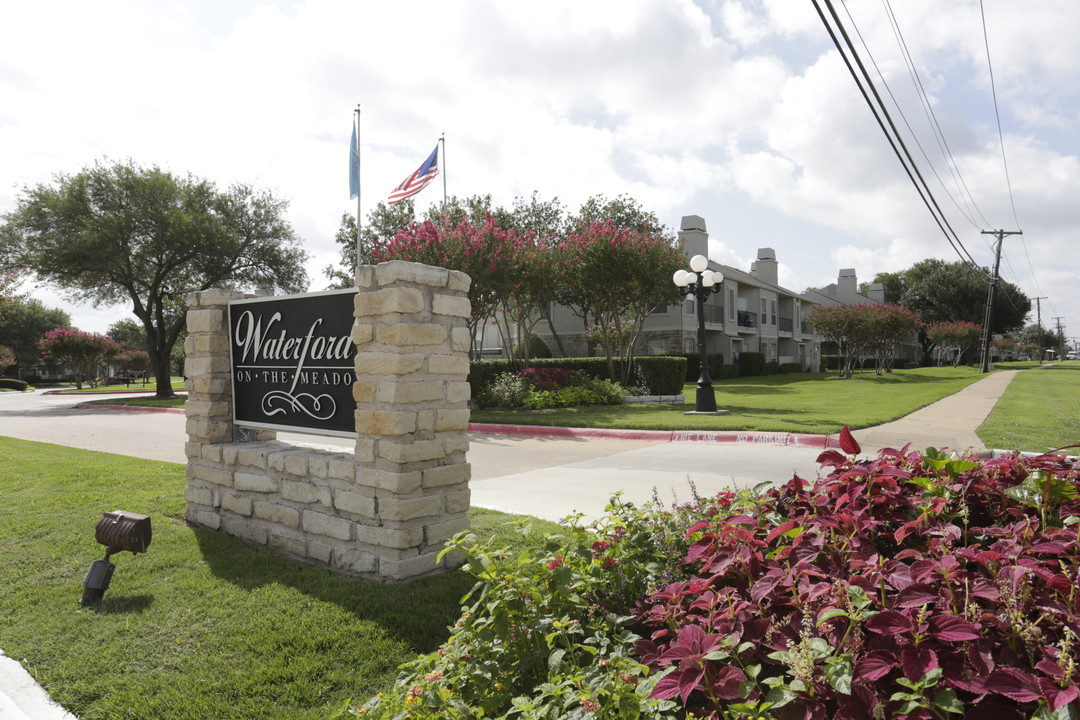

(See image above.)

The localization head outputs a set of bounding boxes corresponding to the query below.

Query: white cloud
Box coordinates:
[1,0,1078,340]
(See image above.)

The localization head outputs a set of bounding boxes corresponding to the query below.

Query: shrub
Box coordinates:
[0,378,28,391]
[763,360,780,375]
[737,351,766,377]
[349,443,1080,719]
[633,356,688,395]
[517,366,580,391]
[634,437,1080,719]
[349,495,717,719]
[681,353,724,383]
[512,333,552,360]
[475,373,529,409]
[780,362,803,374]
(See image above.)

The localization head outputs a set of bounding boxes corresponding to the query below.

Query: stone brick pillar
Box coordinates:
[352,261,473,580]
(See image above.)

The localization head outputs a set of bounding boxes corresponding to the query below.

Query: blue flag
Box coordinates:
[349,122,359,199]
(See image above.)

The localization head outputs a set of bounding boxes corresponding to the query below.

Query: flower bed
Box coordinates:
[346,431,1080,719]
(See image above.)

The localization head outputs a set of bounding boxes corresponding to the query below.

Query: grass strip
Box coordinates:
[977,362,1080,453]
[0,437,558,720]
[472,366,995,434]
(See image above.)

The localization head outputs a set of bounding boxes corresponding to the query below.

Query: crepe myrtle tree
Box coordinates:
[926,320,983,366]
[39,328,119,389]
[557,220,683,384]
[2,160,308,398]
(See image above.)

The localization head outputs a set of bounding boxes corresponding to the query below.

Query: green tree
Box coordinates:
[106,318,148,350]
[863,270,907,304]
[0,296,71,368]
[899,259,1029,334]
[3,160,308,398]
[324,201,415,289]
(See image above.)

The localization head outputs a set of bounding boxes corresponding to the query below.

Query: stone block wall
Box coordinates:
[184,262,472,582]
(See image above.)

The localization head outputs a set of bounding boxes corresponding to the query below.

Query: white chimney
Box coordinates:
[838,268,857,297]
[678,215,708,260]
[751,248,778,286]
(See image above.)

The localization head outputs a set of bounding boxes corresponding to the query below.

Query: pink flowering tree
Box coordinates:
[114,348,152,383]
[0,344,16,375]
[925,320,983,366]
[39,328,120,389]
[808,304,872,378]
[376,214,562,368]
[557,221,682,383]
[865,303,922,375]
[810,303,922,377]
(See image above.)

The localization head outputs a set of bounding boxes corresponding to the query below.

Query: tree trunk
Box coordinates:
[152,348,175,398]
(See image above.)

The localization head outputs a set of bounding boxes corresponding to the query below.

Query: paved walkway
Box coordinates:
[0,369,1022,719]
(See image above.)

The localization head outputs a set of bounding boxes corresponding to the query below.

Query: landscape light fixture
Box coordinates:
[79,510,152,605]
[673,254,728,415]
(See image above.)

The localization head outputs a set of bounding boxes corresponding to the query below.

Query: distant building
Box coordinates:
[804,270,923,365]
[536,215,824,371]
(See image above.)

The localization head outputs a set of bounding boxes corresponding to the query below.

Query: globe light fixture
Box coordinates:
[673,256,728,414]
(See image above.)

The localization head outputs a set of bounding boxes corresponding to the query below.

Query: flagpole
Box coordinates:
[355,105,362,275]
[440,133,447,212]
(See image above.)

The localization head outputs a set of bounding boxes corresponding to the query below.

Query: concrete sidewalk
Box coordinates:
[0,369,1023,719]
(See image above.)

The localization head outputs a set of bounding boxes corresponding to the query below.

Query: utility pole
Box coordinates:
[979,229,1022,372]
[1032,296,1047,362]
[1052,317,1065,359]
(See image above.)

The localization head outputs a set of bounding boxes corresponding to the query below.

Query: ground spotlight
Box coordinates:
[79,510,152,604]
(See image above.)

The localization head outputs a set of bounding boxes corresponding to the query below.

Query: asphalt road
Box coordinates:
[0,389,827,522]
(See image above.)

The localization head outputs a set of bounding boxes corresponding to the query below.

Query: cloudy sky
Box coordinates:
[1,0,1076,341]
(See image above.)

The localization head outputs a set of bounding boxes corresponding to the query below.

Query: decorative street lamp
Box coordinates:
[673,254,728,415]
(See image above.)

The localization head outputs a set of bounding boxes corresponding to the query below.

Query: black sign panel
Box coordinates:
[228,289,358,437]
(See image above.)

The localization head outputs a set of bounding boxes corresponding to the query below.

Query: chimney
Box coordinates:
[838,268,857,297]
[868,282,885,303]
[751,248,778,286]
[678,215,708,261]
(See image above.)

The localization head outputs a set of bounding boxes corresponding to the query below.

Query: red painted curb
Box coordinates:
[468,423,841,448]
[70,407,840,448]
[46,389,170,395]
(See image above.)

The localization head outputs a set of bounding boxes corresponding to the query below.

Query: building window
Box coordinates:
[770,300,777,326]
[684,337,696,354]
[761,298,767,319]
[728,290,735,320]
[685,297,695,315]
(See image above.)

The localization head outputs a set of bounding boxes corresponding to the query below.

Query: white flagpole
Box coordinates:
[355,105,362,275]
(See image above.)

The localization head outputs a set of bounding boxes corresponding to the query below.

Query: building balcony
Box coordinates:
[779,317,793,333]
[737,310,758,330]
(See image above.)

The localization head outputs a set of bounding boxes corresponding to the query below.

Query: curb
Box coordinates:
[75,405,842,447]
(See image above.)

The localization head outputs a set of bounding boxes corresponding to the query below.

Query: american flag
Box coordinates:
[388,144,439,204]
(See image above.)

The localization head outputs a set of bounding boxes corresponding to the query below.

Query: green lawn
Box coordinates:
[472,366,996,434]
[0,437,559,720]
[45,377,186,394]
[977,362,1080,453]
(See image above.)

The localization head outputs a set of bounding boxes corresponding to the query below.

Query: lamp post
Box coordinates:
[673,254,727,415]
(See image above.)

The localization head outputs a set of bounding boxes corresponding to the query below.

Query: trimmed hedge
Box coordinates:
[470,356,688,395]
[736,351,766,377]
[632,356,687,395]
[779,361,803,374]
[680,353,724,382]
[0,378,28,391]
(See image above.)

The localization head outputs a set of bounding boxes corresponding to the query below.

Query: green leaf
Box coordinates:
[817,607,850,626]
[548,649,565,674]
[932,688,964,714]
[824,658,853,695]
[764,685,796,708]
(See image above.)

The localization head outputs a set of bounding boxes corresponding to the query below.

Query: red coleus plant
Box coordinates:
[633,443,1080,719]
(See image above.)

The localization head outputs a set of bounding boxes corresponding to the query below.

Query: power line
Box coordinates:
[879,0,992,229]
[812,0,984,273]
[979,0,1022,230]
